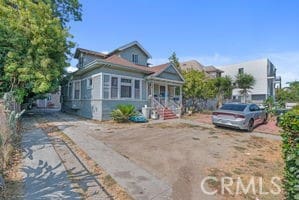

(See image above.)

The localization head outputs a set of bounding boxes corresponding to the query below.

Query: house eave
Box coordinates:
[74,59,153,76]
[146,76,185,84]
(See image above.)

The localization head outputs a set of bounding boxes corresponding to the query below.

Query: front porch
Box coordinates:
[147,81,183,119]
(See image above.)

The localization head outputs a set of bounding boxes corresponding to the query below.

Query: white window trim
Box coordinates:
[101,73,143,100]
[86,77,93,90]
[111,76,119,99]
[132,54,139,64]
[73,80,81,100]
[120,77,133,99]
[68,82,73,100]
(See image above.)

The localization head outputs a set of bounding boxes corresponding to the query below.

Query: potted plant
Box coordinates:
[151,110,159,119]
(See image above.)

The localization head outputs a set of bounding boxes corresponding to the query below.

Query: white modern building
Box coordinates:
[218,58,280,103]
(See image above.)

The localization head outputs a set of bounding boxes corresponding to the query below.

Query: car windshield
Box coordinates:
[220,104,247,111]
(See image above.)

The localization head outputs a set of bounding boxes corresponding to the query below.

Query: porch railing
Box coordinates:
[151,97,165,119]
[168,99,181,117]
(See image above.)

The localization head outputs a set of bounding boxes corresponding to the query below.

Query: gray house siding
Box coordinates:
[157,66,183,81]
[101,100,147,120]
[62,66,149,121]
[117,45,148,66]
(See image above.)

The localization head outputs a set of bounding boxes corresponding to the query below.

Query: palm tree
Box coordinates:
[235,73,255,103]
[214,76,233,108]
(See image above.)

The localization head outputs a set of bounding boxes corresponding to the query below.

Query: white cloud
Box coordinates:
[65,66,78,73]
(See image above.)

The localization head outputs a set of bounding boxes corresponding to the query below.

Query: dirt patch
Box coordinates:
[206,135,283,200]
[0,146,23,199]
[95,121,283,200]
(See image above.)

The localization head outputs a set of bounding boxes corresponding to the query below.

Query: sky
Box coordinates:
[69,0,299,86]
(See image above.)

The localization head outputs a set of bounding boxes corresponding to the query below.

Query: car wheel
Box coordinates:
[247,119,254,132]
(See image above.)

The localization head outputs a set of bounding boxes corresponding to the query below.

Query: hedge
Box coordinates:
[280,108,299,199]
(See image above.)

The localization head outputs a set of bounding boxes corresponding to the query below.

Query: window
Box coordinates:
[121,78,132,98]
[103,75,110,99]
[134,80,140,99]
[132,54,138,64]
[249,104,260,112]
[87,78,93,89]
[111,77,118,99]
[68,82,72,99]
[220,104,247,111]
[251,94,266,101]
[238,68,244,74]
[74,81,80,100]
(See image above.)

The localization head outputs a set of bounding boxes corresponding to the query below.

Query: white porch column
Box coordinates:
[151,82,154,97]
[179,85,183,106]
[165,83,168,107]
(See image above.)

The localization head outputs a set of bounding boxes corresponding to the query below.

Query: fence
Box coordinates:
[0,93,23,173]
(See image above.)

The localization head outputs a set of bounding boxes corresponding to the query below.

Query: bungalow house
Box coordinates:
[61,41,184,121]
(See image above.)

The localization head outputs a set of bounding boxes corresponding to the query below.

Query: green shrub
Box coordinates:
[111,104,137,123]
[279,108,299,199]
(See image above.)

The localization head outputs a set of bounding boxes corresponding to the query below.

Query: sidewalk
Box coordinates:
[21,117,81,200]
[55,120,172,200]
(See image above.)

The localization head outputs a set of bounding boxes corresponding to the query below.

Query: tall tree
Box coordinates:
[214,76,233,108]
[168,52,181,72]
[42,0,82,26]
[235,73,255,103]
[182,69,216,109]
[0,0,74,102]
[276,81,299,106]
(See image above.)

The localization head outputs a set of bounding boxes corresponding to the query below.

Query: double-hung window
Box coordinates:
[134,80,140,99]
[87,78,93,89]
[132,54,138,64]
[103,75,110,99]
[111,77,118,99]
[74,81,81,100]
[121,78,132,98]
[68,82,73,99]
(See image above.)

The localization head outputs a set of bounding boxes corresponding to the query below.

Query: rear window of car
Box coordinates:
[220,104,247,111]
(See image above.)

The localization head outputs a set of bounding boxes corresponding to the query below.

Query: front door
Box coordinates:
[159,85,166,105]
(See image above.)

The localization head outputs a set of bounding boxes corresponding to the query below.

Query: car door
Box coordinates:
[249,104,261,126]
[253,104,263,124]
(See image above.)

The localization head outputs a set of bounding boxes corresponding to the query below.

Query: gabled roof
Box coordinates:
[149,63,170,76]
[107,41,152,58]
[180,60,223,74]
[180,60,206,71]
[104,55,153,73]
[204,65,224,73]
[74,48,107,59]
[149,63,185,82]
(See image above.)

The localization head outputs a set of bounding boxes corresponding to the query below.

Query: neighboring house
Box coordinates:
[35,88,61,111]
[218,58,280,103]
[179,60,223,110]
[203,65,223,78]
[61,41,184,121]
[179,60,223,78]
